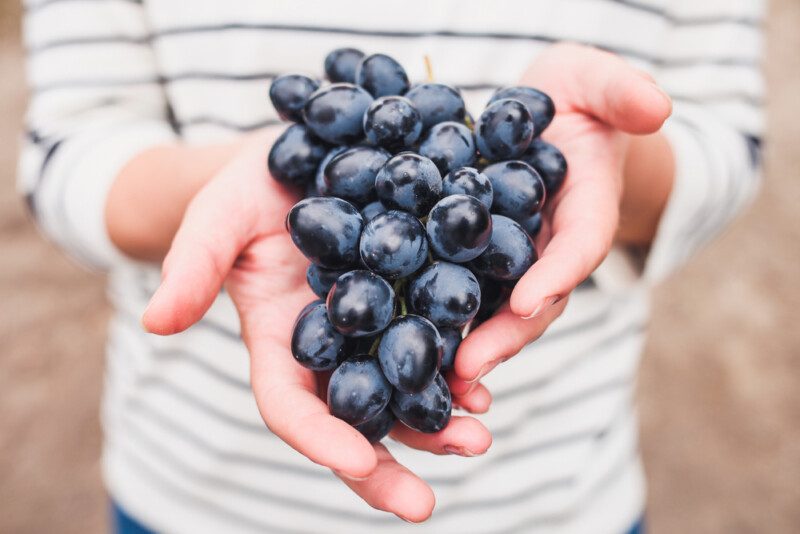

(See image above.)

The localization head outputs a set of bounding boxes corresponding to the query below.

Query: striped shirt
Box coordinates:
[18,1,764,533]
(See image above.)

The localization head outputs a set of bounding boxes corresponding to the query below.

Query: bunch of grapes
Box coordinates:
[267,48,568,443]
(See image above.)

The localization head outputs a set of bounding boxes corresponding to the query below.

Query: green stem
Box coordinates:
[400,296,408,316]
[368,336,381,357]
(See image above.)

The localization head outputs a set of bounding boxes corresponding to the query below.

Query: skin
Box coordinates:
[106,43,673,522]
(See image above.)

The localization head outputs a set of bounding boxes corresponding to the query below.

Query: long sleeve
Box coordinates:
[643,0,765,283]
[18,0,177,270]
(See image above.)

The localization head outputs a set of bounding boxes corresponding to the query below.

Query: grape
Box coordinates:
[405,83,466,130]
[291,302,348,371]
[303,83,373,144]
[489,86,555,135]
[360,200,388,222]
[378,315,442,393]
[328,356,392,426]
[483,160,546,221]
[426,194,492,263]
[520,138,568,196]
[473,277,514,325]
[269,74,320,123]
[374,152,442,217]
[324,146,390,206]
[313,146,348,197]
[442,167,493,210]
[408,262,481,327]
[326,270,395,337]
[306,265,348,299]
[355,53,410,97]
[363,96,422,150]
[286,197,364,269]
[475,99,534,161]
[390,373,452,433]
[470,215,537,281]
[324,48,365,84]
[354,405,396,443]
[359,211,428,279]
[438,327,462,372]
[518,212,542,239]
[268,124,329,185]
[418,121,477,176]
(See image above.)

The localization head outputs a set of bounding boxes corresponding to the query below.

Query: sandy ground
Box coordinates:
[1,1,798,533]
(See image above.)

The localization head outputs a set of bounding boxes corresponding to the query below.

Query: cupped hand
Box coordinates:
[451,43,672,394]
[141,129,491,522]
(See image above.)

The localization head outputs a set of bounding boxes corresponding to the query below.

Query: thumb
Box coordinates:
[528,43,673,134]
[142,180,255,335]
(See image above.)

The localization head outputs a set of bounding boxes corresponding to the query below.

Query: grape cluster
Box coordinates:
[269,48,568,443]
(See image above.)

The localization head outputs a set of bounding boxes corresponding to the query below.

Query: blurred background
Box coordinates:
[1,1,798,532]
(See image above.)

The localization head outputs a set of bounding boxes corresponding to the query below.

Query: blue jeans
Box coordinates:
[112,502,644,533]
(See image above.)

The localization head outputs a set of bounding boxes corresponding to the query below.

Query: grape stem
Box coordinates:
[368,336,381,357]
[393,278,408,316]
[424,55,434,82]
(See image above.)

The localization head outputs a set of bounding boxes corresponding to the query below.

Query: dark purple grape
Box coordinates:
[473,277,513,325]
[268,124,329,185]
[405,83,466,130]
[520,139,568,196]
[518,212,542,239]
[438,327,462,372]
[470,215,537,281]
[359,210,428,279]
[291,302,347,371]
[313,146,348,196]
[378,315,442,394]
[326,270,395,337]
[408,262,481,328]
[375,152,442,217]
[483,160,546,221]
[363,96,422,150]
[324,48,365,84]
[286,197,364,269]
[475,99,534,161]
[489,86,555,135]
[360,200,388,222]
[306,264,348,299]
[426,194,492,263]
[355,53,410,97]
[324,146,390,206]
[354,405,396,443]
[328,356,392,426]
[390,373,452,433]
[269,74,320,123]
[418,121,477,176]
[303,83,373,144]
[442,167,493,210]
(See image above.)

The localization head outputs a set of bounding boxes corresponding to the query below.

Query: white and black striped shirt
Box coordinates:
[18,1,763,533]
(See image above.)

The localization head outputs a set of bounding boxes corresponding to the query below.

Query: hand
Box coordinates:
[141,129,493,522]
[450,43,673,394]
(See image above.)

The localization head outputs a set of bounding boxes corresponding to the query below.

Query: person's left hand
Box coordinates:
[450,43,672,395]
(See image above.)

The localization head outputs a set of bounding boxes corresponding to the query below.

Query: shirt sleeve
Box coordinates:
[641,0,765,284]
[18,0,177,270]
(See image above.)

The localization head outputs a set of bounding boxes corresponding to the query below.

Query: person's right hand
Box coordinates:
[141,129,493,522]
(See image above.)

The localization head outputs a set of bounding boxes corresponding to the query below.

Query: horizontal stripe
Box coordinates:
[603,0,761,25]
[27,22,760,69]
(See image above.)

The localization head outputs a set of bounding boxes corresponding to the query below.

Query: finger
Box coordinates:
[453,381,493,414]
[523,43,671,134]
[508,142,620,319]
[142,180,258,335]
[453,298,569,384]
[246,298,378,479]
[337,444,435,523]
[390,415,492,456]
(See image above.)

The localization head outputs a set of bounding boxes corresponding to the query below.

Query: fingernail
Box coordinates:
[523,295,560,320]
[443,445,479,457]
[334,470,369,482]
[466,357,506,385]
